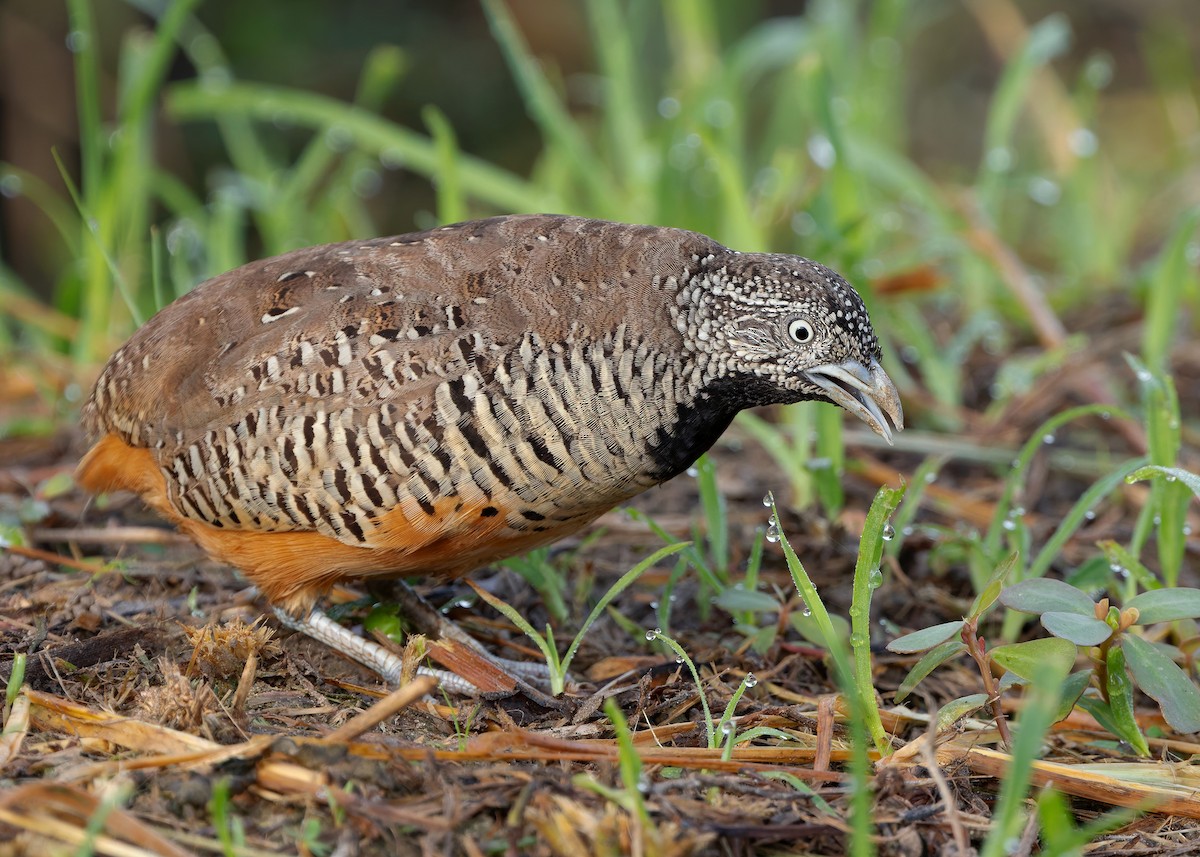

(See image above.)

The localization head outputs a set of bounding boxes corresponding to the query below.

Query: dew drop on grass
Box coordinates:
[720,720,735,736]
[882,523,895,541]
[985,146,1013,172]
[637,773,652,794]
[762,492,773,507]
[645,628,660,642]
[1002,518,1017,532]
[65,30,89,53]
[744,672,758,688]
[1042,433,1056,444]
[765,525,780,544]
[1084,510,1096,521]
[868,568,884,589]
[675,656,684,664]
[686,465,699,478]
[1166,473,1177,482]
[1068,127,1099,157]
[799,602,812,618]
[923,471,937,484]
[0,174,22,198]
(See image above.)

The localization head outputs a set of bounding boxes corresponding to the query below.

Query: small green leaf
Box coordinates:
[1040,611,1113,646]
[1105,646,1150,756]
[1122,634,1200,734]
[894,640,966,703]
[969,551,1019,619]
[1053,671,1092,723]
[363,605,405,643]
[936,693,989,731]
[1125,588,1200,624]
[1075,695,1123,743]
[999,578,1096,616]
[713,587,781,614]
[789,609,850,650]
[1125,465,1200,501]
[989,637,1077,683]
[887,619,966,654]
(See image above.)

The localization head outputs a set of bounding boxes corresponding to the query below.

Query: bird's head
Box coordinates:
[677,251,904,443]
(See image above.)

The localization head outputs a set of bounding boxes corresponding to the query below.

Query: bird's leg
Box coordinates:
[388,580,556,684]
[272,606,477,694]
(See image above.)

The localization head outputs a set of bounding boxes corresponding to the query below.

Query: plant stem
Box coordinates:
[962,618,1014,748]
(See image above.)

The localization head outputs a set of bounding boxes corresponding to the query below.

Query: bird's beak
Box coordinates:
[803,359,904,445]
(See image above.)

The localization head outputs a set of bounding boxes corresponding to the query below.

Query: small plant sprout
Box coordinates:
[470,541,690,696]
[889,557,1200,755]
[999,577,1200,753]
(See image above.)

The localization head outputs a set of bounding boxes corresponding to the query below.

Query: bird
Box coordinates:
[77,214,903,688]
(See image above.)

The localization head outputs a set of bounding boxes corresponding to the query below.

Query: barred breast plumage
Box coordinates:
[78,214,903,686]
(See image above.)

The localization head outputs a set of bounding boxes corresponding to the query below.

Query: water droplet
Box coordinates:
[1136,369,1152,383]
[0,174,21,198]
[790,211,816,236]
[645,628,660,642]
[882,523,895,541]
[762,492,774,507]
[1042,433,1056,444]
[1011,458,1022,468]
[324,126,352,152]
[799,602,812,618]
[637,773,652,793]
[352,167,382,198]
[849,633,867,648]
[1183,525,1193,536]
[675,655,684,664]
[1002,518,1017,532]
[704,99,734,128]
[1084,510,1096,521]
[1165,474,1177,482]
[923,471,937,484]
[1084,56,1113,90]
[765,525,780,544]
[200,67,232,92]
[65,30,89,53]
[720,720,735,736]
[868,568,884,589]
[380,148,406,169]
[1100,411,1112,421]
[657,97,680,119]
[685,465,698,478]
[807,134,836,170]
[985,146,1013,172]
[649,600,659,610]
[1012,506,1025,517]
[744,672,758,688]
[1068,127,1099,157]
[1027,176,1061,206]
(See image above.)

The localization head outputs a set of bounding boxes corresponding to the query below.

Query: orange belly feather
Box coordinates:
[76,433,587,613]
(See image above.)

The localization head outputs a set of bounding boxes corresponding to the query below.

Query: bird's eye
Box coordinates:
[787,318,815,344]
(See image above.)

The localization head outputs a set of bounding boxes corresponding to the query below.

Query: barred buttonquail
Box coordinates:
[78,215,902,684]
